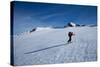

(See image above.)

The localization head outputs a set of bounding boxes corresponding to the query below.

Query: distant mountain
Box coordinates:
[30,28,36,33]
[29,27,53,33]
[64,22,97,27]
[86,24,97,27]
[64,22,76,28]
[67,22,76,27]
[36,27,52,31]
[29,22,97,33]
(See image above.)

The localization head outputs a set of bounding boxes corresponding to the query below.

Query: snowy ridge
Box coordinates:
[36,27,52,31]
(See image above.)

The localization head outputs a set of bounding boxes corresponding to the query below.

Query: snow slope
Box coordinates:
[13,27,97,66]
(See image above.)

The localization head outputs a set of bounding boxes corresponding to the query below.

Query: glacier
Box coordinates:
[13,26,97,66]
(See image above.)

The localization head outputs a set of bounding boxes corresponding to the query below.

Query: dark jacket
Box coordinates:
[68,32,73,37]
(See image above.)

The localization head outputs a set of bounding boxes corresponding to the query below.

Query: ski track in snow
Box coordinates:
[13,27,97,66]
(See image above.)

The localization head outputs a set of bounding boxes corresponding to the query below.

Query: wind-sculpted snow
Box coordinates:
[13,27,97,66]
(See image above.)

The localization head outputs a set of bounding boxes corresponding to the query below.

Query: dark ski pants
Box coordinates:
[68,36,72,42]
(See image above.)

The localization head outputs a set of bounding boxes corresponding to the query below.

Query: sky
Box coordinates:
[12,1,97,35]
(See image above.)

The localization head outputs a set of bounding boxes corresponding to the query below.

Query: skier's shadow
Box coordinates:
[24,42,70,54]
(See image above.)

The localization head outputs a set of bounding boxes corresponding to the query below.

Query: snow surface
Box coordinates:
[13,27,97,66]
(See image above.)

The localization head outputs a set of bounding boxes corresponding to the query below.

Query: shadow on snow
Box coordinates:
[24,42,70,54]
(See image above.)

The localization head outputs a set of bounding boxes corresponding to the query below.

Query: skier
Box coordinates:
[67,32,75,43]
